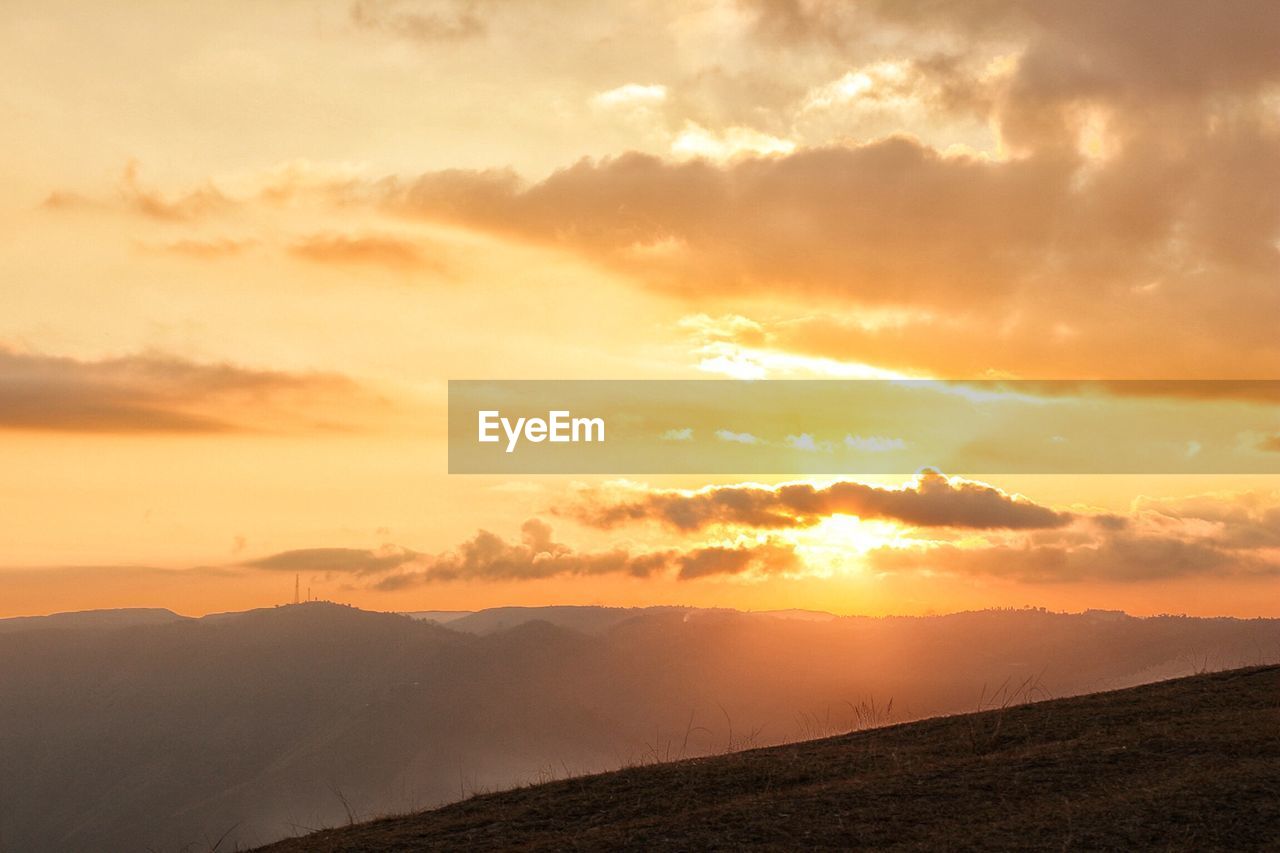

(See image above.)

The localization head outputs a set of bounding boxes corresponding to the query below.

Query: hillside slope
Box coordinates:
[0,607,188,634]
[260,665,1280,852]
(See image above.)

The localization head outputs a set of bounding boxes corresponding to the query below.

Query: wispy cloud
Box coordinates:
[0,347,369,434]
[288,233,446,273]
[349,0,486,42]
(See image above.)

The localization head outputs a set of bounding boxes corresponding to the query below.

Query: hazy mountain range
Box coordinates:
[1,603,1276,851]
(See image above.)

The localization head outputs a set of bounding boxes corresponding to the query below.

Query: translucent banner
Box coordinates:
[448,380,1280,474]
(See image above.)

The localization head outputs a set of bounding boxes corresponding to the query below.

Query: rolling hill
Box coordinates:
[1,603,1277,851]
[258,665,1280,851]
[0,607,188,634]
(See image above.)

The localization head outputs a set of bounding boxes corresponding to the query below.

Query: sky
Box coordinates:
[2,0,1280,617]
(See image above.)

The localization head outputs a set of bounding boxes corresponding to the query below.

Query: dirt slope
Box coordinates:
[258,665,1280,851]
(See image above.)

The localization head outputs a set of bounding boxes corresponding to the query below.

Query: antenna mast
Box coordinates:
[294,573,300,605]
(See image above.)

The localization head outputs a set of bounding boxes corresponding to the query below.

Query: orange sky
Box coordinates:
[3,0,1280,618]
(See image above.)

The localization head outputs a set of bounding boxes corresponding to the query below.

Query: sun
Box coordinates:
[788,515,910,576]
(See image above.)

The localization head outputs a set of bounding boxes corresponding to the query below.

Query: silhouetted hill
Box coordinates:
[0,607,188,634]
[1,603,1277,851]
[256,665,1280,851]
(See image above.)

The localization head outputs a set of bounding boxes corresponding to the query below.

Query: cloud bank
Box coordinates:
[246,519,800,589]
[564,470,1072,532]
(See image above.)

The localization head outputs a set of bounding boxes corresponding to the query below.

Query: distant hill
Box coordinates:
[401,610,474,625]
[0,607,188,634]
[0,603,1277,851]
[256,665,1280,851]
[440,605,836,635]
[444,605,698,635]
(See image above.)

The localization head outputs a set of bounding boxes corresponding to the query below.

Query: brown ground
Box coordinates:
[257,665,1280,851]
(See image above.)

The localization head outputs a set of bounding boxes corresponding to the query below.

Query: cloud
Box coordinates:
[867,535,1280,583]
[785,433,830,452]
[40,191,97,212]
[246,521,803,589]
[350,0,486,42]
[866,487,1280,582]
[675,541,799,580]
[676,314,769,347]
[592,83,668,110]
[380,135,1280,376]
[373,519,668,588]
[232,485,1280,587]
[41,161,229,220]
[389,142,1053,309]
[243,546,419,575]
[744,1,1280,106]
[43,160,368,224]
[0,347,366,433]
[359,0,1280,380]
[288,233,445,272]
[565,470,1072,532]
[670,121,796,161]
[146,237,257,259]
[39,3,1280,382]
[715,429,762,445]
[118,161,231,222]
[1128,492,1280,551]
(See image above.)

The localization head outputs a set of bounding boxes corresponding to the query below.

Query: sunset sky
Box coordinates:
[3,0,1280,617]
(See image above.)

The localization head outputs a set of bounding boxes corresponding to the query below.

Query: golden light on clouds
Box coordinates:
[2,0,1280,617]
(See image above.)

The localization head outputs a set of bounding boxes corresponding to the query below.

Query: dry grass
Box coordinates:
[257,665,1280,852]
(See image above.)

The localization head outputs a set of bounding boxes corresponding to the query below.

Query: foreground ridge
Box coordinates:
[258,665,1280,851]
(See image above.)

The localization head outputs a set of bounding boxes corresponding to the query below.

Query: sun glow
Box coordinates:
[696,341,911,380]
[790,515,912,576]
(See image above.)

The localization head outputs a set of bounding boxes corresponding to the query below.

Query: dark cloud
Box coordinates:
[867,488,1280,582]
[0,348,362,433]
[745,1,1280,104]
[567,470,1071,533]
[676,542,799,580]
